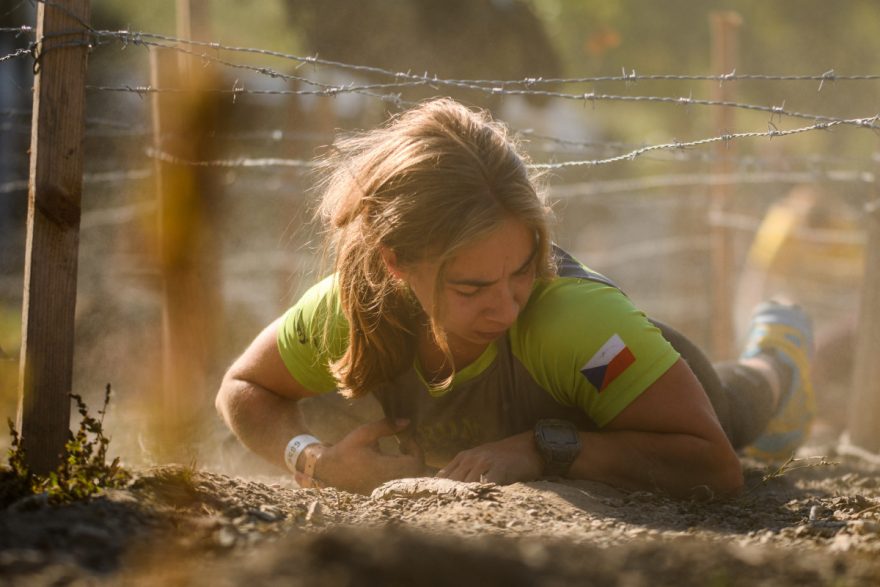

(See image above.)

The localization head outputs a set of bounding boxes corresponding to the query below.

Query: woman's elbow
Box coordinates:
[703,443,744,498]
[215,371,240,425]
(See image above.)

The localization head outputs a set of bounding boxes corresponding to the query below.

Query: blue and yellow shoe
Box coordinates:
[740,301,815,462]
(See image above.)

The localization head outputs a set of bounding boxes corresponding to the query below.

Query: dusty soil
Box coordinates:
[2,439,880,587]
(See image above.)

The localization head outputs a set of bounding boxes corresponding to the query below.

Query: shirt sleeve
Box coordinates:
[276,275,349,394]
[511,276,680,427]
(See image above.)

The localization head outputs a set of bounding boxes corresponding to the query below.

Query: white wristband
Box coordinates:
[284,434,321,474]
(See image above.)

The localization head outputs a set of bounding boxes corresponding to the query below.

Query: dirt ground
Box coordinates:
[2,435,880,587]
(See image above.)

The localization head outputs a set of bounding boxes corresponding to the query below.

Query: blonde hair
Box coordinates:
[316,98,554,397]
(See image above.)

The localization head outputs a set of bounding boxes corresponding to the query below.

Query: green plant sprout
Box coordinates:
[1,384,130,506]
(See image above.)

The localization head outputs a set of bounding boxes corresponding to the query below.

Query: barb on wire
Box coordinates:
[528,117,871,170]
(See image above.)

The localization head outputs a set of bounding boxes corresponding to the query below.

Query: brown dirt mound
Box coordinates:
[1,448,880,586]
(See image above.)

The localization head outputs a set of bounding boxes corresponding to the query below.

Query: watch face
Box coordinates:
[542,423,579,446]
[535,420,582,476]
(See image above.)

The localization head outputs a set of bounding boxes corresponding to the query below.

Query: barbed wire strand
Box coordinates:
[139,118,873,172]
[4,111,877,172]
[57,181,866,250]
[85,29,880,88]
[0,25,33,35]
[5,23,880,90]
[83,80,880,132]
[146,148,314,168]
[5,112,875,175]
[0,46,32,63]
[530,118,876,170]
[417,69,880,88]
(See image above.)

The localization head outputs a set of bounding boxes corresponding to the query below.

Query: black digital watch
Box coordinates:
[534,419,582,477]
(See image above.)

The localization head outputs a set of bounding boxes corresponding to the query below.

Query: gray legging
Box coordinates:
[650,320,775,450]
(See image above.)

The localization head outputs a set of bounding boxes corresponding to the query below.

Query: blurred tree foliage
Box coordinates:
[283,0,562,106]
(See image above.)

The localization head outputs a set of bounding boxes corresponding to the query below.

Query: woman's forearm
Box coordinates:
[564,359,744,498]
[215,376,309,471]
[569,430,744,499]
[571,430,744,497]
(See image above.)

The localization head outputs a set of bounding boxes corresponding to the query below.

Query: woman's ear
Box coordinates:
[379,246,404,280]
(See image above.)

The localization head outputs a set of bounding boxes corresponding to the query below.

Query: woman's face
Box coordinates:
[401,216,538,357]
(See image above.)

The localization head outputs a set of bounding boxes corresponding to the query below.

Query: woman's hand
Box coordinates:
[437,431,543,484]
[310,418,430,494]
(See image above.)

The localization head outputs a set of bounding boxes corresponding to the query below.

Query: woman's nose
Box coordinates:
[488,284,520,325]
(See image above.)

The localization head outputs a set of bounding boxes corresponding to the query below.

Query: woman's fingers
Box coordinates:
[438,452,490,482]
[346,417,411,446]
[311,417,429,494]
[293,470,321,488]
[437,436,539,484]
[436,455,461,479]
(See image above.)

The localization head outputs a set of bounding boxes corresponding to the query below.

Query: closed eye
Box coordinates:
[453,287,482,298]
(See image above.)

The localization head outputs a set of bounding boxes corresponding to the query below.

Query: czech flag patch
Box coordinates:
[580,334,636,392]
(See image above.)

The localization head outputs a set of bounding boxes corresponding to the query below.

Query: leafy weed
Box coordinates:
[1,384,130,506]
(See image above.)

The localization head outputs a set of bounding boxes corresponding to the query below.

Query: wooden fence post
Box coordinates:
[17,0,91,474]
[846,199,880,453]
[148,45,222,461]
[708,11,741,360]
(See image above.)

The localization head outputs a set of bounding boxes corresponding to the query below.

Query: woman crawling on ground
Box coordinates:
[216,98,815,498]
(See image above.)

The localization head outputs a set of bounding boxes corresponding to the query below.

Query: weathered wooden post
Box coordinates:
[846,199,880,454]
[17,0,91,474]
[708,11,741,360]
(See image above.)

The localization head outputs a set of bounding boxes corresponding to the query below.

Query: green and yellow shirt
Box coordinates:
[278,249,679,466]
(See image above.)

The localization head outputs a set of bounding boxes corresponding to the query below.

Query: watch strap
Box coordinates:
[534,419,582,477]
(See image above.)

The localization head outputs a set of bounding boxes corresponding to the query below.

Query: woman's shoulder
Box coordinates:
[281,274,348,351]
[517,272,631,336]
[290,274,343,319]
[511,247,654,358]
